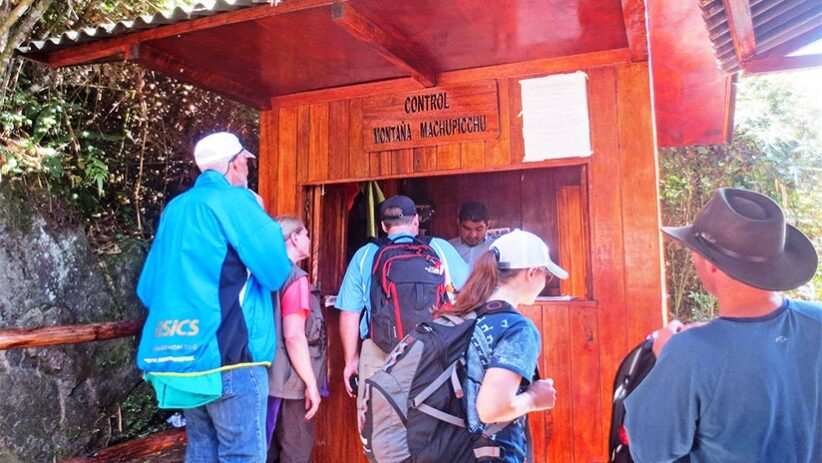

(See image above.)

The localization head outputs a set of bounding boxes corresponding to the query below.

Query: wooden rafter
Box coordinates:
[331,2,436,87]
[129,44,270,109]
[722,0,756,63]
[41,0,334,68]
[620,0,649,61]
[745,53,822,74]
[754,26,822,61]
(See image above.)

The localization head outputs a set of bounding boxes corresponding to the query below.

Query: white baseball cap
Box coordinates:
[491,229,568,279]
[193,132,255,168]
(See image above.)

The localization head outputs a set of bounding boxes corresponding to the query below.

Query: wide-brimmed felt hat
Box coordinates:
[662,188,817,291]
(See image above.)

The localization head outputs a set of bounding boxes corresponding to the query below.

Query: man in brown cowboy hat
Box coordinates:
[623,188,821,463]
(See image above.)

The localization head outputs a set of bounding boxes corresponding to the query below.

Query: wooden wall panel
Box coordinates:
[542,304,574,462]
[413,146,437,173]
[258,109,279,211]
[616,63,665,344]
[276,106,299,214]
[297,105,311,184]
[519,303,549,463]
[557,186,589,298]
[328,100,350,180]
[486,78,512,167]
[436,142,461,171]
[569,306,604,462]
[587,66,630,451]
[349,98,369,178]
[308,103,330,182]
[508,77,525,164]
[460,141,485,170]
[390,148,414,175]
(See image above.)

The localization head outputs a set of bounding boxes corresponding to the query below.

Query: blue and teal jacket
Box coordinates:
[136,170,290,377]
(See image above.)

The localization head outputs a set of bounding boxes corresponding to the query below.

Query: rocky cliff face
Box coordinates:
[0,184,146,462]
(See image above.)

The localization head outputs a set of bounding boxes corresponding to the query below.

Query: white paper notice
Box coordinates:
[520,71,592,161]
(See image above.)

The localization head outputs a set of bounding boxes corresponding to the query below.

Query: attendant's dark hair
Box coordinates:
[458,201,489,222]
[438,251,525,316]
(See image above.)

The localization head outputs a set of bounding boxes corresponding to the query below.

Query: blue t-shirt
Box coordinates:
[465,301,542,463]
[624,299,822,463]
[335,232,470,338]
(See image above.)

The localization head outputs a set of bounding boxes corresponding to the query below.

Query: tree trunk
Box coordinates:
[0,0,55,76]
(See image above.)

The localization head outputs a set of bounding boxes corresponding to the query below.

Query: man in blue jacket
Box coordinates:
[136,131,291,462]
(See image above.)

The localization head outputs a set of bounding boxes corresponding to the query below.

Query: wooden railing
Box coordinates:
[0,319,143,350]
[0,318,188,461]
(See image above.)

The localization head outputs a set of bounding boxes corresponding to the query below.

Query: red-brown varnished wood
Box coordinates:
[130,44,269,109]
[508,77,525,164]
[744,53,822,74]
[61,429,186,462]
[348,99,369,179]
[328,100,351,180]
[557,185,590,299]
[390,149,414,175]
[0,319,142,350]
[296,105,311,185]
[569,305,604,462]
[42,0,335,67]
[413,146,437,173]
[309,103,330,182]
[460,141,485,170]
[722,0,757,62]
[615,62,664,351]
[270,50,631,109]
[620,0,650,61]
[519,303,549,462]
[586,65,630,453]
[258,109,279,210]
[331,2,436,87]
[541,303,574,462]
[348,0,628,73]
[276,106,299,214]
[436,143,461,171]
[648,0,733,146]
[485,79,511,167]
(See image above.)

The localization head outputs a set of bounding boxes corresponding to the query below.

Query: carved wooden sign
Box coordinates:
[362,81,500,151]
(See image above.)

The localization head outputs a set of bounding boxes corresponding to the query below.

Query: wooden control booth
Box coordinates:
[20,0,745,460]
[261,58,661,462]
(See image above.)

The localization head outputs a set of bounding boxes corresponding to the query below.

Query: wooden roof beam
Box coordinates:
[620,0,649,61]
[754,26,822,61]
[722,0,757,63]
[744,53,822,75]
[331,2,436,87]
[128,44,270,109]
[40,0,334,68]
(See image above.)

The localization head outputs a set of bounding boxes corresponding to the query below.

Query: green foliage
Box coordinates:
[0,1,258,248]
[661,72,822,322]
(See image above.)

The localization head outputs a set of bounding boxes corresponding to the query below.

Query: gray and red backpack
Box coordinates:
[368,236,449,353]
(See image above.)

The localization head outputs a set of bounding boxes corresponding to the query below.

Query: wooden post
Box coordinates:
[0,319,143,350]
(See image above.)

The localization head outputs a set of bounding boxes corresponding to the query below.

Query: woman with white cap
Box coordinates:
[439,229,567,463]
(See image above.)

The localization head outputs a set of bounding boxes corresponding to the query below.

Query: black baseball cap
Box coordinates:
[380,195,417,220]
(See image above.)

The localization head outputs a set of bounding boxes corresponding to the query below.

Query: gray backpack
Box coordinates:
[360,305,518,463]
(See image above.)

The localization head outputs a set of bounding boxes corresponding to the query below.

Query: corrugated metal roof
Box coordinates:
[699,0,822,74]
[17,0,277,55]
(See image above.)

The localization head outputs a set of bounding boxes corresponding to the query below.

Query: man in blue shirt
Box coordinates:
[335,195,469,426]
[137,132,291,462]
[624,188,821,463]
